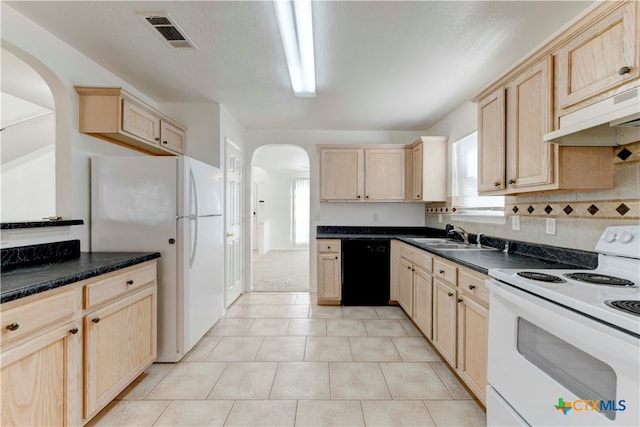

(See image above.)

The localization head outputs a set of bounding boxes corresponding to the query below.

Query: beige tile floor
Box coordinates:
[88,292,486,426]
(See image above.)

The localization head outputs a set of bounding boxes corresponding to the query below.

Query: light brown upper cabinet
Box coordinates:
[364,148,405,200]
[477,88,506,193]
[407,137,447,201]
[319,146,405,201]
[76,86,186,156]
[473,2,632,195]
[506,58,554,190]
[555,1,639,111]
[477,58,613,195]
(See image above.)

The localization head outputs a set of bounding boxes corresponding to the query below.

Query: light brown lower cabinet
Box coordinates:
[317,239,341,305]
[456,293,489,403]
[392,240,490,406]
[84,286,157,420]
[411,265,433,340]
[432,279,457,366]
[1,317,82,426]
[0,260,157,426]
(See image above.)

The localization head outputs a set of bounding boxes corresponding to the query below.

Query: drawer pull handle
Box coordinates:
[447,292,453,297]
[439,269,445,274]
[92,317,101,324]
[494,180,501,187]
[327,246,331,249]
[458,298,463,303]
[70,327,79,335]
[127,280,134,286]
[6,322,19,331]
[407,266,412,270]
[468,284,476,290]
[619,66,631,75]
[508,179,516,185]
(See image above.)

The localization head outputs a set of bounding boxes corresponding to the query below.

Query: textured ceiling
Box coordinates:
[5,1,594,131]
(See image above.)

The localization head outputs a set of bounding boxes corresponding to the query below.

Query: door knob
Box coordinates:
[494,180,502,187]
[226,232,234,237]
[508,179,516,185]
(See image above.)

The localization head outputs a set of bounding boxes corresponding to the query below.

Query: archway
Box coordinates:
[251,145,310,292]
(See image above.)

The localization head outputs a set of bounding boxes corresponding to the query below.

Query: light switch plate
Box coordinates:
[438,214,443,223]
[546,218,556,235]
[512,215,520,231]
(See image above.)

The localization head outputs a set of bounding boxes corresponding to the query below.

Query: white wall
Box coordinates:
[244,129,430,290]
[0,4,229,249]
[159,103,221,168]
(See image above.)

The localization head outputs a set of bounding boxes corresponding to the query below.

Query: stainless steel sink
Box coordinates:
[408,238,450,244]
[409,238,497,251]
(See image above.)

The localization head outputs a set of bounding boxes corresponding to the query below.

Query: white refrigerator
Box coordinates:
[91,156,224,362]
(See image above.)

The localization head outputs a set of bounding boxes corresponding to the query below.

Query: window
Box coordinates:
[291,178,310,247]
[453,132,504,216]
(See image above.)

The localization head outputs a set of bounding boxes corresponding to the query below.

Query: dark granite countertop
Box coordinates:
[395,237,586,274]
[317,226,596,275]
[1,252,161,304]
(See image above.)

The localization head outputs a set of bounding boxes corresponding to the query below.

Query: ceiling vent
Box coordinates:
[141,13,197,49]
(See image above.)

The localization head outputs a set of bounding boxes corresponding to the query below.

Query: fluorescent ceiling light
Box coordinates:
[274,0,316,97]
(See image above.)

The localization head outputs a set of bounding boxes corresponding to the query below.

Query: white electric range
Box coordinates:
[486,225,640,426]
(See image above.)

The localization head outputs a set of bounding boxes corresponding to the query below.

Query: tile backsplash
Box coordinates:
[425,146,639,252]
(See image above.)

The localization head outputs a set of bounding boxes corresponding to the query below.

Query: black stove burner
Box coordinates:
[517,271,565,283]
[605,300,640,316]
[564,272,635,287]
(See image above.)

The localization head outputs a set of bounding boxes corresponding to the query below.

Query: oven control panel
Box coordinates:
[596,225,640,257]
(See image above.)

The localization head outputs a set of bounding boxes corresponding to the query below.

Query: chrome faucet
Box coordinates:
[476,232,484,248]
[446,224,469,245]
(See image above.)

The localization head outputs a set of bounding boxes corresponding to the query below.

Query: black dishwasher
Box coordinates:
[341,239,390,305]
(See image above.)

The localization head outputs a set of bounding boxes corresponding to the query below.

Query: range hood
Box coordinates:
[544,87,640,146]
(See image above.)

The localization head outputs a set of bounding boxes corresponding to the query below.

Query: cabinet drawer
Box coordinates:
[458,269,490,306]
[85,262,156,309]
[317,240,340,253]
[402,248,433,272]
[1,289,77,343]
[434,259,457,285]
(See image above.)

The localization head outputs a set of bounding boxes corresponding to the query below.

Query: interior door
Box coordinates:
[225,140,244,307]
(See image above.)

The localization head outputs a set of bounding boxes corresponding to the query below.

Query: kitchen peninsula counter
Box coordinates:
[1,249,160,304]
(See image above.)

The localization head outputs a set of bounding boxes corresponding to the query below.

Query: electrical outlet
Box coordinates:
[373,213,379,222]
[512,215,520,231]
[546,218,556,235]
[438,214,443,223]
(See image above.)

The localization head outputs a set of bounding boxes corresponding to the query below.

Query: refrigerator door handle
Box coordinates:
[190,168,199,267]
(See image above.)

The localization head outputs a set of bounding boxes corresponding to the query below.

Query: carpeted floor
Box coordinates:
[252,249,310,292]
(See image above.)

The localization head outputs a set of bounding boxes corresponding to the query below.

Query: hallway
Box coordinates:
[88,292,486,426]
[252,250,310,292]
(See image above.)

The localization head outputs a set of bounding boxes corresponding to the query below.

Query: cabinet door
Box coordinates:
[320,149,363,200]
[456,296,488,405]
[84,287,156,420]
[398,257,414,317]
[160,121,186,154]
[411,143,423,200]
[1,322,81,427]
[317,252,341,302]
[506,57,554,190]
[556,2,639,109]
[364,148,405,200]
[432,279,456,366]
[121,99,160,144]
[477,87,506,193]
[412,266,433,340]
